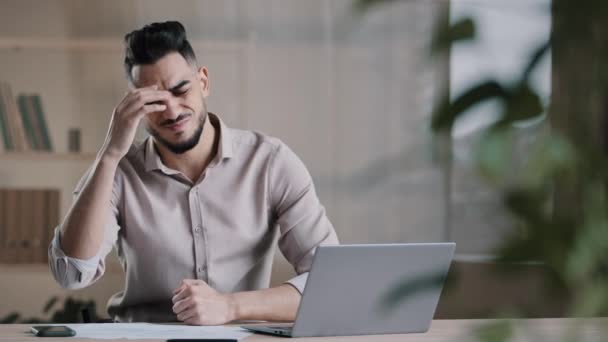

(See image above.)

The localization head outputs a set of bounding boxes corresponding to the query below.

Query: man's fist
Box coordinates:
[172,279,237,325]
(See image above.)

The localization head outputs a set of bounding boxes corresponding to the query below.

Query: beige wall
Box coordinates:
[0,0,449,320]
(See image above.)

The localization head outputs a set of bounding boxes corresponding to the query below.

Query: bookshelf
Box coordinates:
[2,31,239,266]
[0,34,116,265]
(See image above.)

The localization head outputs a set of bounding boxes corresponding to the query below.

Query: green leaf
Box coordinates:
[0,312,20,324]
[522,134,576,187]
[521,40,551,83]
[503,84,544,123]
[476,129,513,182]
[432,18,476,53]
[474,320,513,342]
[432,81,507,132]
[43,296,59,314]
[353,0,399,12]
[572,282,608,317]
[566,216,608,283]
[503,188,548,224]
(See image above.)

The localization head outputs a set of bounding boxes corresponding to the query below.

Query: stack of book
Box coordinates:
[0,82,53,152]
[0,188,60,263]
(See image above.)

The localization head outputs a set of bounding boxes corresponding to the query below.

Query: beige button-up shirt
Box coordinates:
[48,113,339,322]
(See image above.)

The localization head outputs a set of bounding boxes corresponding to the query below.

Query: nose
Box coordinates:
[159,97,182,121]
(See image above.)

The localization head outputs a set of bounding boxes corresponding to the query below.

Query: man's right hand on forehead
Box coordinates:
[100,85,169,162]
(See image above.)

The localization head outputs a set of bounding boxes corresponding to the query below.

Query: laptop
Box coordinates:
[242,243,455,337]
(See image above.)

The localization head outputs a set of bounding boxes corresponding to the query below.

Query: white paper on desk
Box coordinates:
[60,323,252,340]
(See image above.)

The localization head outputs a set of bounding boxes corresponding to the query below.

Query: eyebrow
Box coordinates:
[168,80,190,93]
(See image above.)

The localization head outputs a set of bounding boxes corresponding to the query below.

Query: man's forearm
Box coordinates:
[229,284,301,322]
[60,154,119,259]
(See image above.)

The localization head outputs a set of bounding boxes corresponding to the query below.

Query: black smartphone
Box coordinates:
[167,340,237,342]
[30,325,76,337]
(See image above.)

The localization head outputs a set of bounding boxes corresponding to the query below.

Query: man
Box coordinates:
[48,21,339,324]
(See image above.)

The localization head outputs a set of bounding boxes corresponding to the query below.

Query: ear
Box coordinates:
[198,66,210,98]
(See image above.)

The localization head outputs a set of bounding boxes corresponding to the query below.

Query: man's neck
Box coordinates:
[154,116,218,183]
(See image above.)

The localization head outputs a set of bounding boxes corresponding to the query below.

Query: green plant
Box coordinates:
[0,296,99,324]
[357,0,608,340]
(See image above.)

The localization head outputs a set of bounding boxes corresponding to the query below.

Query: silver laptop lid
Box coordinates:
[291,243,455,337]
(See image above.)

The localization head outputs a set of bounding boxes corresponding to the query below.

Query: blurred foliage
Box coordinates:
[379,271,451,314]
[475,320,513,342]
[357,0,608,339]
[0,296,98,324]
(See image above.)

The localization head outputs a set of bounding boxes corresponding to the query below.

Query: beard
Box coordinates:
[147,111,207,155]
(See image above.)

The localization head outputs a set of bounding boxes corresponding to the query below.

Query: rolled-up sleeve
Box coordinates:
[48,163,122,290]
[269,141,339,294]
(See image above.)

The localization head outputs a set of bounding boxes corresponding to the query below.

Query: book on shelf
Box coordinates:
[17,190,32,262]
[2,189,19,262]
[0,188,60,264]
[44,190,60,263]
[0,190,5,261]
[0,93,12,152]
[17,95,40,150]
[30,94,53,151]
[17,94,53,151]
[0,82,54,152]
[29,190,44,263]
[0,83,28,151]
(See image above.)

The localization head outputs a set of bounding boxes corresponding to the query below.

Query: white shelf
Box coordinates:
[0,152,96,161]
[0,37,243,53]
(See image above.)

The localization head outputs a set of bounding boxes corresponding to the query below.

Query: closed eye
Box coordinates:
[171,88,189,96]
[168,80,191,95]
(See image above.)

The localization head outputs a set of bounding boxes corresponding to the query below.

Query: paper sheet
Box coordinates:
[53,323,252,340]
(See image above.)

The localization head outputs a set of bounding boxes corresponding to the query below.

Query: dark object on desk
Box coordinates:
[1,296,102,324]
[81,306,113,323]
[167,340,238,342]
[30,325,76,337]
[81,307,92,323]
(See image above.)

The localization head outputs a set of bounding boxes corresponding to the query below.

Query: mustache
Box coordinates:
[161,113,191,127]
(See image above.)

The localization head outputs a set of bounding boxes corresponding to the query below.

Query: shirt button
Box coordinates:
[197,266,205,274]
[194,227,202,234]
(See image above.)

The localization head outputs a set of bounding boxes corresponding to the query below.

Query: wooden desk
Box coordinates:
[1,318,606,341]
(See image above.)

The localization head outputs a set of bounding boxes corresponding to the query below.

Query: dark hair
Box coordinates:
[123,21,197,82]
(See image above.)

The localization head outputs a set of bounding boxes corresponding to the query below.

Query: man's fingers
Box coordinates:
[173,279,196,295]
[128,90,171,110]
[172,286,191,304]
[184,317,201,326]
[173,284,185,295]
[182,279,199,285]
[134,104,166,118]
[176,306,198,322]
[119,89,170,114]
[172,297,195,315]
[119,86,160,107]
[137,89,171,105]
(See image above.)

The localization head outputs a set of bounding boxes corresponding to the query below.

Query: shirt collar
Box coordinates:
[143,112,233,173]
[211,112,234,162]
